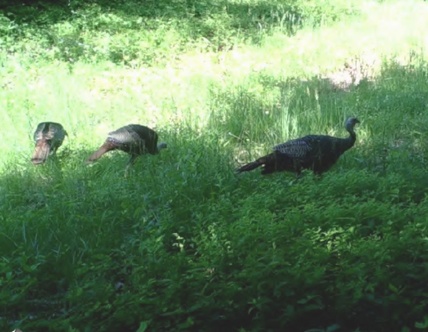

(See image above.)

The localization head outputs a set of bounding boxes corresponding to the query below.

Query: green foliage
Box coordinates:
[0,0,361,66]
[2,0,428,331]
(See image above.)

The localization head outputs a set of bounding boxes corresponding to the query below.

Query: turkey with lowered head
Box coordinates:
[236,117,360,176]
[87,124,167,169]
[31,122,67,165]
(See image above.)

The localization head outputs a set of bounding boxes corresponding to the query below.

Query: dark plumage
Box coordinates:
[237,117,360,175]
[31,122,67,165]
[87,124,167,168]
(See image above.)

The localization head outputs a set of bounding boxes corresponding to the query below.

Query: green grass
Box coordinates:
[1,0,428,331]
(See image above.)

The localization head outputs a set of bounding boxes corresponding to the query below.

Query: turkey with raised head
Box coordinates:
[31,122,67,165]
[237,117,360,176]
[87,124,167,168]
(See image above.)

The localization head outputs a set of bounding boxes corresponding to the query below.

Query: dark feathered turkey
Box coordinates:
[237,117,360,175]
[31,122,67,165]
[87,124,167,168]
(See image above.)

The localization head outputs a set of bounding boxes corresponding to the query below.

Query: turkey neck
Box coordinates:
[338,126,357,152]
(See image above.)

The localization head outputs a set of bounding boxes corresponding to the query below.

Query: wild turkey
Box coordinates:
[87,124,167,168]
[237,117,360,176]
[31,122,67,165]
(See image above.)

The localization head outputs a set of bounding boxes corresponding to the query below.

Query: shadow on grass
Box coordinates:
[2,0,301,32]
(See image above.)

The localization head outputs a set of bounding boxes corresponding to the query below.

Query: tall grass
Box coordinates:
[2,0,428,331]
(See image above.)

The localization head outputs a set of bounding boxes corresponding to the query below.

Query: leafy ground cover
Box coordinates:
[1,0,428,331]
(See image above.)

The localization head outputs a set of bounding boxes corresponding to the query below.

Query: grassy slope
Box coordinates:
[1,0,428,331]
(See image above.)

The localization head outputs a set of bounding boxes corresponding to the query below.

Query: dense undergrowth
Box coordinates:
[1,0,428,331]
[0,0,357,65]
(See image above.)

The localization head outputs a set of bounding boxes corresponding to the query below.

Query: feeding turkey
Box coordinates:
[87,124,167,169]
[31,122,67,165]
[237,117,360,176]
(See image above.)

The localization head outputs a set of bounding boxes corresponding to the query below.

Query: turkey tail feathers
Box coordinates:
[31,140,51,165]
[236,160,263,173]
